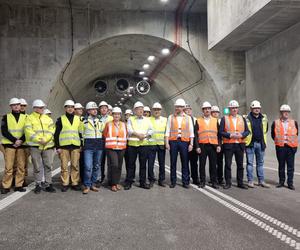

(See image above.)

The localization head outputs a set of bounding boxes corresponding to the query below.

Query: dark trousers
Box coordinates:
[124,147,130,173]
[125,146,148,184]
[199,144,217,184]
[189,149,199,184]
[169,140,190,185]
[106,149,125,185]
[148,145,166,182]
[217,148,224,183]
[224,144,245,185]
[100,148,106,181]
[79,151,85,183]
[276,146,297,185]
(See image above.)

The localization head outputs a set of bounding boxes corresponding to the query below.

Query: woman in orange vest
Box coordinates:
[103,107,127,192]
[271,104,298,190]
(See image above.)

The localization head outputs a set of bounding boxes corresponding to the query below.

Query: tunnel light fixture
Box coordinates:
[161,48,170,55]
[128,94,132,97]
[129,86,134,89]
[161,0,169,3]
[147,55,155,62]
[143,64,150,70]
[143,77,149,81]
[139,71,145,75]
[124,93,128,96]
[121,97,124,100]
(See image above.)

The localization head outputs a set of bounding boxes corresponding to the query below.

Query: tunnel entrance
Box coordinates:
[48,34,219,116]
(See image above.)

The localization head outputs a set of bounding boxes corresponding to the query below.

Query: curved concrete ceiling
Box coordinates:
[50,34,216,115]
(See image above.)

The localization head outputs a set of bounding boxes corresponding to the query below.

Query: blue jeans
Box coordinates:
[169,140,190,185]
[246,142,265,182]
[83,149,102,188]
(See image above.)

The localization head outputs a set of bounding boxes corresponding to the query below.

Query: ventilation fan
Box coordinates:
[94,80,108,94]
[136,80,150,95]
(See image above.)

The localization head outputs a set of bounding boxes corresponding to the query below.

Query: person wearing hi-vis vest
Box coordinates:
[25,99,56,194]
[271,104,298,190]
[244,100,270,188]
[124,101,153,190]
[81,101,104,194]
[1,98,27,194]
[54,100,82,192]
[103,107,127,192]
[194,101,221,189]
[165,98,194,189]
[219,100,249,190]
[147,102,167,187]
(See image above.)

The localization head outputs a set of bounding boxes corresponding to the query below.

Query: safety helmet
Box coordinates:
[19,98,28,106]
[86,101,98,110]
[133,101,144,109]
[202,101,212,109]
[152,102,162,109]
[250,100,261,109]
[108,104,113,110]
[9,98,20,106]
[64,100,75,107]
[98,101,108,107]
[228,100,239,108]
[32,99,46,108]
[144,106,151,112]
[280,104,291,112]
[211,105,220,112]
[174,98,186,107]
[43,109,52,115]
[125,109,133,115]
[74,103,84,109]
[112,107,122,113]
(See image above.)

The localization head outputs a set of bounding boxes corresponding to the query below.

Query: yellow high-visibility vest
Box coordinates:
[59,115,81,146]
[82,116,104,139]
[244,114,268,147]
[148,116,167,146]
[24,112,55,150]
[1,113,26,144]
[127,116,152,147]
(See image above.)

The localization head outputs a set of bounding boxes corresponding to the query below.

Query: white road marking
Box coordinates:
[157,162,300,249]
[264,166,300,176]
[0,167,61,212]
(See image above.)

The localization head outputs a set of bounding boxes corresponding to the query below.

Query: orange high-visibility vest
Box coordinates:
[197,117,218,145]
[169,114,190,142]
[223,115,245,144]
[274,119,298,148]
[104,121,127,150]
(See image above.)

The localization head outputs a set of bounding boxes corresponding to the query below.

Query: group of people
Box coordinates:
[0,96,298,195]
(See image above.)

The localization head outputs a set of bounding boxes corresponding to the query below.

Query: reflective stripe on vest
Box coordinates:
[59,115,81,146]
[148,116,167,145]
[128,116,151,147]
[169,114,190,142]
[105,122,127,150]
[274,119,298,148]
[244,114,268,147]
[197,117,218,145]
[223,115,245,144]
[1,113,26,144]
[83,118,103,139]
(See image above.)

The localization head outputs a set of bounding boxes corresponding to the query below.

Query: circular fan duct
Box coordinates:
[116,79,129,92]
[94,79,108,94]
[136,80,150,95]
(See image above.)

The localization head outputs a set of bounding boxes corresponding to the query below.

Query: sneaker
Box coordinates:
[248,181,254,188]
[259,182,270,188]
[45,184,56,193]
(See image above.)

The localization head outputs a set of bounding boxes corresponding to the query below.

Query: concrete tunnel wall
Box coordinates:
[0,3,246,119]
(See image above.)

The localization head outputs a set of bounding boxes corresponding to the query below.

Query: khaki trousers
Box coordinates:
[60,149,80,186]
[2,147,26,188]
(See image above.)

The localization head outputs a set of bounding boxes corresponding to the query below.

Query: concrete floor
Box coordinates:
[0,153,299,250]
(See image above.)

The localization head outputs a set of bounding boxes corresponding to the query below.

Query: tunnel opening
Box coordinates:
[48,34,219,117]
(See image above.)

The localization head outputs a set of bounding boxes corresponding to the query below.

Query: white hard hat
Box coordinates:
[64,100,75,107]
[86,101,98,110]
[133,101,144,109]
[32,99,46,108]
[250,100,261,109]
[202,101,212,109]
[99,101,108,107]
[43,109,52,115]
[211,105,220,112]
[74,103,84,109]
[19,98,28,106]
[125,109,133,115]
[9,98,20,106]
[152,102,162,109]
[108,104,113,110]
[174,98,186,107]
[280,104,291,112]
[228,100,239,108]
[144,106,151,112]
[112,107,122,113]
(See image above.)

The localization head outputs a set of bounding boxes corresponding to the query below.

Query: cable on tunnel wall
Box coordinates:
[60,0,76,101]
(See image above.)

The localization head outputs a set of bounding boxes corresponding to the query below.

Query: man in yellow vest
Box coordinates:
[96,101,113,186]
[82,102,104,194]
[54,100,82,192]
[148,102,167,187]
[165,98,194,188]
[244,100,270,188]
[195,102,221,189]
[1,98,27,194]
[211,105,224,185]
[25,99,56,194]
[219,100,249,189]
[124,101,153,190]
[271,104,298,190]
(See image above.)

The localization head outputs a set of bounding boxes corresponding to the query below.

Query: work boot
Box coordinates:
[259,182,270,188]
[248,181,254,188]
[34,185,41,194]
[90,186,99,192]
[1,188,10,194]
[45,184,56,193]
[82,186,90,194]
[14,187,26,192]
